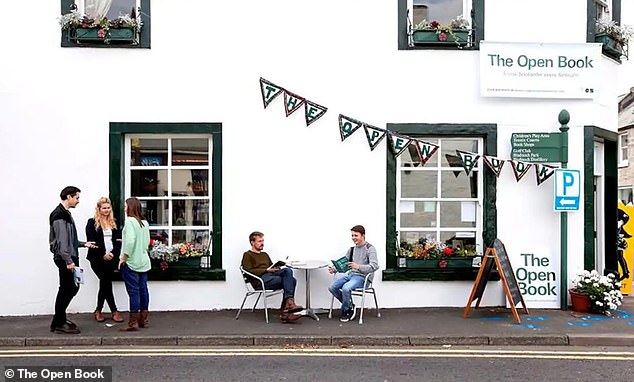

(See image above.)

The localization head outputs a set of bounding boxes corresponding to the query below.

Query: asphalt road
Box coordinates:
[1,346,633,382]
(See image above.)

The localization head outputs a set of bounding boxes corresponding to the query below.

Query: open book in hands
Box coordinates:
[331,256,350,273]
[266,260,286,271]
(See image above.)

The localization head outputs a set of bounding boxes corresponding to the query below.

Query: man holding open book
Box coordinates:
[328,225,379,322]
[241,231,304,323]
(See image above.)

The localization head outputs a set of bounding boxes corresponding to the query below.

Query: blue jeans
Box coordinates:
[328,272,365,313]
[121,265,149,313]
[261,268,297,299]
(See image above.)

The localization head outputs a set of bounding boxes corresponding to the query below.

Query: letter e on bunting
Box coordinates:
[304,100,328,127]
[535,163,557,186]
[363,124,387,151]
[456,150,480,176]
[283,90,305,117]
[260,78,284,109]
[339,114,363,142]
[413,139,439,166]
[483,155,505,178]
[388,132,412,157]
[510,160,532,181]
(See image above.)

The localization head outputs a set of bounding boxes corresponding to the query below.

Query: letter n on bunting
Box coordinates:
[388,132,412,157]
[339,114,363,142]
[260,78,284,109]
[456,150,480,176]
[283,90,305,117]
[535,163,557,186]
[413,139,439,166]
[363,124,387,151]
[483,155,505,178]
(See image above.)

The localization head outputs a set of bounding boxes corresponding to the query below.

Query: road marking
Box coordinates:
[1,348,633,361]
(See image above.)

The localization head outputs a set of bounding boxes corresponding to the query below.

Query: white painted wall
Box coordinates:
[0,0,622,315]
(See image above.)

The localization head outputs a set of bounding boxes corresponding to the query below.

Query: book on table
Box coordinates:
[331,256,350,273]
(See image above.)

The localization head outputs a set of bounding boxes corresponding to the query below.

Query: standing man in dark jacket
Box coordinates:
[49,186,96,334]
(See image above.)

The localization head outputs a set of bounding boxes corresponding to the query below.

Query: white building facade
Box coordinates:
[0,0,624,315]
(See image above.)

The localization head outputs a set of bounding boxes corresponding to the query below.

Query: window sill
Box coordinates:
[382,268,500,281]
[113,268,226,281]
[619,161,629,168]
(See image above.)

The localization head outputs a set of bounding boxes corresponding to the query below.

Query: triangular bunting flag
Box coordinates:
[509,160,532,182]
[445,154,463,177]
[338,114,363,141]
[535,163,557,186]
[456,150,480,176]
[363,124,387,151]
[483,155,505,178]
[304,100,328,126]
[413,139,439,166]
[260,78,284,109]
[388,132,413,157]
[283,91,305,117]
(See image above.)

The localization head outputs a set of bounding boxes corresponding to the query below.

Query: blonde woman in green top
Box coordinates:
[119,197,151,331]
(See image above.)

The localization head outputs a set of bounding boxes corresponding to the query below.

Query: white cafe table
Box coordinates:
[288,259,329,320]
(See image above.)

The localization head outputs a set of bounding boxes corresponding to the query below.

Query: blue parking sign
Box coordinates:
[554,169,580,211]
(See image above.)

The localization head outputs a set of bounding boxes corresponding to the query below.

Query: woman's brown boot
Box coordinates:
[94,310,105,322]
[120,313,139,331]
[139,310,149,328]
[111,311,124,323]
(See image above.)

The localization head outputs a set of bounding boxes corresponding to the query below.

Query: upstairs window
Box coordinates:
[60,0,150,48]
[619,133,629,166]
[399,0,483,50]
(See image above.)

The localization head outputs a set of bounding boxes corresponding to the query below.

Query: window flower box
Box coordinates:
[411,15,470,47]
[412,29,469,46]
[60,10,141,45]
[595,18,633,60]
[72,27,136,43]
[595,33,626,60]
[405,257,475,269]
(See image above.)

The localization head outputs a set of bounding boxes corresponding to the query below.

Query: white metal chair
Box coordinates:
[236,266,283,323]
[328,271,380,324]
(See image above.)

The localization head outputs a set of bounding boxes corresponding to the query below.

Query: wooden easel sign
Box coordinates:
[463,238,529,323]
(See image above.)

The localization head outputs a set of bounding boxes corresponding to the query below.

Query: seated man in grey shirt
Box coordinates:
[328,225,379,322]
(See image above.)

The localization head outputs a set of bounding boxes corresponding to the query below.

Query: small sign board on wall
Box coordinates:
[480,42,601,99]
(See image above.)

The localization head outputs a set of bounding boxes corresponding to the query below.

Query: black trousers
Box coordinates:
[89,259,118,312]
[51,258,79,329]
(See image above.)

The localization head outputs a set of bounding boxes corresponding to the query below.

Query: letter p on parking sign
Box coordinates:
[554,169,580,211]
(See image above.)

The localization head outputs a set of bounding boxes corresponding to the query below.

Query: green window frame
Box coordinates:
[60,0,151,48]
[398,0,485,50]
[110,123,224,280]
[384,123,497,281]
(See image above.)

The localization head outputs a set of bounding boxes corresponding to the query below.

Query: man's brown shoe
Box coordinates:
[94,311,105,322]
[111,311,124,323]
[283,297,304,313]
[280,312,301,323]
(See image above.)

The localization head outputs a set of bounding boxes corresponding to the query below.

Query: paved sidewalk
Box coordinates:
[1,298,633,347]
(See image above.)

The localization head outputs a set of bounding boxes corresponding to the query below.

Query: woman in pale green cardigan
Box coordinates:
[119,197,151,331]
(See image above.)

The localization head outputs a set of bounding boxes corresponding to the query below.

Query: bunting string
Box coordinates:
[259,77,561,185]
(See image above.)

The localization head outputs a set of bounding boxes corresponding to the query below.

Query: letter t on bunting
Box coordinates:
[259,77,284,109]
